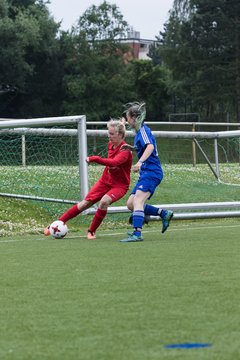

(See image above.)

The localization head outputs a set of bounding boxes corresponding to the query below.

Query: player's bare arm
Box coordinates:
[132,144,154,173]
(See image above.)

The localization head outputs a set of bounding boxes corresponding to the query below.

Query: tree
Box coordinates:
[128,60,170,120]
[154,0,240,121]
[62,2,135,120]
[0,0,63,117]
[75,1,129,41]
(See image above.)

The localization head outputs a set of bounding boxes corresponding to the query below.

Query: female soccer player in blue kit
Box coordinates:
[120,102,173,242]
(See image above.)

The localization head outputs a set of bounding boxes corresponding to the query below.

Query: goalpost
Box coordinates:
[0,116,89,202]
[0,116,240,219]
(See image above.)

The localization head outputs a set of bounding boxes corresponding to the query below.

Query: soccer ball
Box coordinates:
[49,220,68,239]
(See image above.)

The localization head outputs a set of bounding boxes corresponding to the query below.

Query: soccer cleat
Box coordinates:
[87,230,96,240]
[44,226,50,236]
[119,233,144,243]
[161,210,174,234]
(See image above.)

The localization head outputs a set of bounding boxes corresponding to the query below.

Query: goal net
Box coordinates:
[0,116,88,218]
[0,117,239,232]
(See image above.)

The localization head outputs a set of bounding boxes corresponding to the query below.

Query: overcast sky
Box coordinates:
[47,0,174,40]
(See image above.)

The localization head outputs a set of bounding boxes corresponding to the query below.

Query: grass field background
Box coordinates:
[0,163,240,359]
[1,220,240,360]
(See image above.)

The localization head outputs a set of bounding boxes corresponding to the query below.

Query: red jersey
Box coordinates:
[88,140,132,189]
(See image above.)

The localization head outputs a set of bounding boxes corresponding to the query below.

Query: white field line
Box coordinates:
[0,223,240,243]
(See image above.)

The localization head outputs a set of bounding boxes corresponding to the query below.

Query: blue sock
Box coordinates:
[144,204,159,216]
[134,230,142,237]
[132,210,144,235]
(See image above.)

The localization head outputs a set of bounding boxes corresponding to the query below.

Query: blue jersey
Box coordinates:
[134,124,163,179]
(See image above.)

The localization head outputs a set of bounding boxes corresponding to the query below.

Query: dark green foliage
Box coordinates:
[61,2,135,120]
[0,1,172,121]
[1,0,240,122]
[128,60,171,120]
[76,0,129,41]
[0,0,63,117]
[152,0,240,121]
[62,34,135,120]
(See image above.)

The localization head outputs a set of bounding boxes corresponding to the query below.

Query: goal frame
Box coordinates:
[0,116,89,201]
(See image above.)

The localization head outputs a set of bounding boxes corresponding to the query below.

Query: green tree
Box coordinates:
[62,2,135,120]
[155,0,240,121]
[76,0,129,41]
[0,0,63,117]
[128,60,170,120]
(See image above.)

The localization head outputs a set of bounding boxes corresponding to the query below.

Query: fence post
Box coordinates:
[214,138,220,181]
[22,135,26,167]
[192,123,196,167]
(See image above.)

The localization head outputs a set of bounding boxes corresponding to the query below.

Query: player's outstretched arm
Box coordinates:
[87,151,131,167]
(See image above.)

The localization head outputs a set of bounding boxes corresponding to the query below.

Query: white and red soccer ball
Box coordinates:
[49,220,68,239]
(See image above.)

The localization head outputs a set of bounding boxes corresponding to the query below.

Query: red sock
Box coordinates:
[59,204,81,223]
[88,208,107,233]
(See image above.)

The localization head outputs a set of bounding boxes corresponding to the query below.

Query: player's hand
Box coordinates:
[121,144,134,151]
[86,157,90,164]
[132,162,142,173]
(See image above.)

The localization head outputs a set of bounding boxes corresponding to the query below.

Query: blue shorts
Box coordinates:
[130,172,163,199]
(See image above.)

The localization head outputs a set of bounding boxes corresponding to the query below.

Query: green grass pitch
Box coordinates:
[1,219,240,360]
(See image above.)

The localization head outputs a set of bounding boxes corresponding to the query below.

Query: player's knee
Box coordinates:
[99,199,110,210]
[77,200,90,211]
[127,199,133,211]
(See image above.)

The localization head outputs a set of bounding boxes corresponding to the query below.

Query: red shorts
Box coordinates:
[85,179,128,204]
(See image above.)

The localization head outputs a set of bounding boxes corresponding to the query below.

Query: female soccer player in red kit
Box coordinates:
[44,119,132,239]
